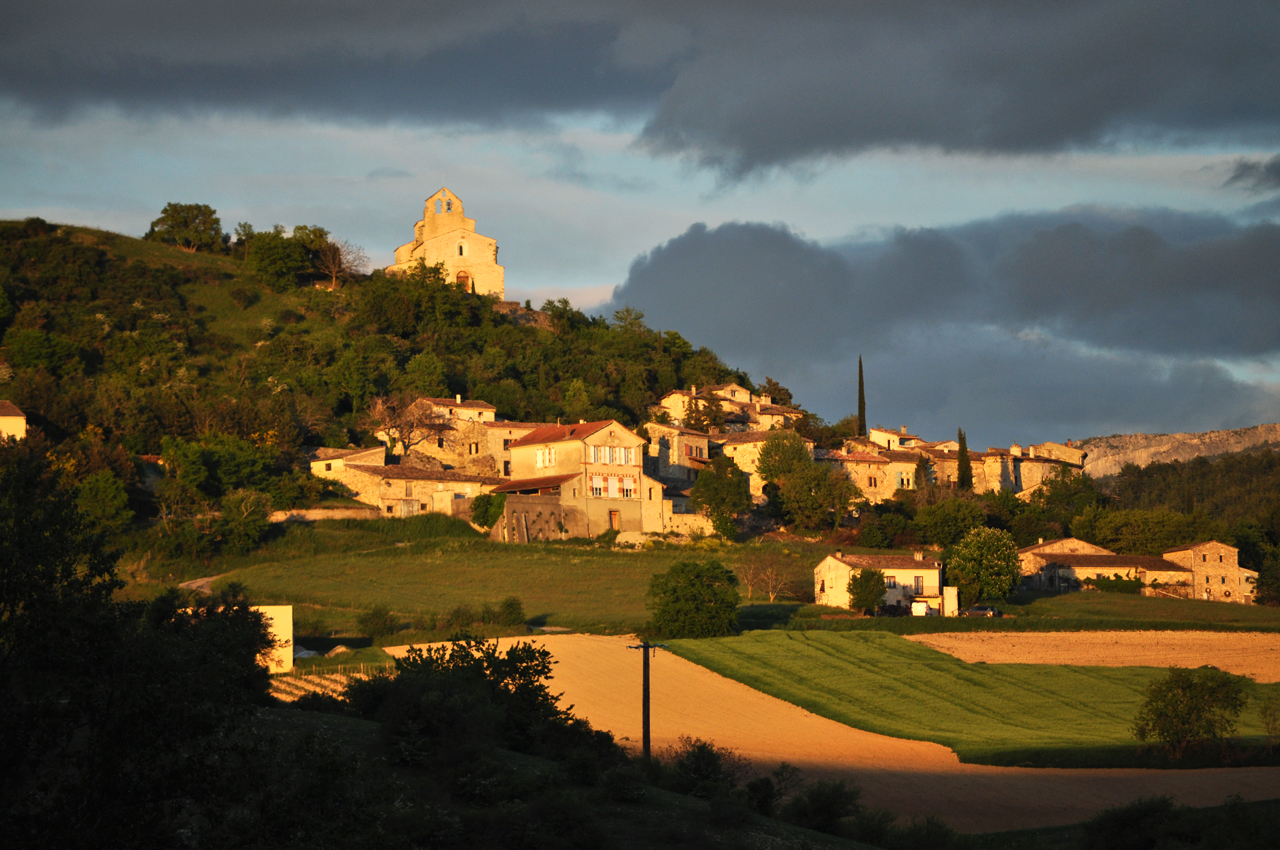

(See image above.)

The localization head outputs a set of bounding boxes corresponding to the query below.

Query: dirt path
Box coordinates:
[178,573,228,594]
[385,634,1280,833]
[907,630,1280,682]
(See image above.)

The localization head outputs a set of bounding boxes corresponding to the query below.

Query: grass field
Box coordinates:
[189,516,840,634]
[665,630,1280,768]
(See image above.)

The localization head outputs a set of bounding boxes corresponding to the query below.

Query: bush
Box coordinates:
[1132,666,1249,759]
[645,560,740,638]
[357,604,400,638]
[497,596,525,627]
[469,493,506,529]
[663,736,749,797]
[779,779,861,834]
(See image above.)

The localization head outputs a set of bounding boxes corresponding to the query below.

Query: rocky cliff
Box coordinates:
[1080,423,1280,478]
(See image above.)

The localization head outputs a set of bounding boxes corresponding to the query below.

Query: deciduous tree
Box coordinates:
[947,526,1019,606]
[646,560,740,638]
[145,202,225,253]
[367,395,452,455]
[846,568,887,614]
[1132,667,1249,759]
[690,455,751,537]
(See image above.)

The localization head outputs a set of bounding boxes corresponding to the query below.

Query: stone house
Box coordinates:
[1161,541,1257,603]
[308,445,499,518]
[1017,537,1116,587]
[644,422,710,486]
[385,187,506,297]
[652,384,801,432]
[492,419,712,541]
[483,421,546,477]
[0,400,27,441]
[376,395,501,474]
[868,427,925,451]
[813,551,958,616]
[816,449,893,502]
[1018,538,1257,603]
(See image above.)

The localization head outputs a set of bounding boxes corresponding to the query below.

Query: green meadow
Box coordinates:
[666,630,1280,768]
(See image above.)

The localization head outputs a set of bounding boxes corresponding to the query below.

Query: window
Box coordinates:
[405,483,412,497]
[591,476,603,497]
[437,436,444,449]
[503,439,512,450]
[913,576,924,594]
[386,505,393,514]
[548,447,556,465]
[886,576,897,589]
[622,478,634,498]
[868,476,877,488]
[1202,554,1207,562]
[685,444,692,456]
[1221,576,1226,584]
[648,487,653,501]
[446,199,452,212]
[1219,555,1224,562]
[819,580,825,593]
[503,460,510,476]
[536,448,545,469]
[324,462,332,472]
[469,442,480,455]
[458,244,464,256]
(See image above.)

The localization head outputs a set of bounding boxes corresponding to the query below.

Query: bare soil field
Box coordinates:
[385,634,1280,833]
[907,630,1280,682]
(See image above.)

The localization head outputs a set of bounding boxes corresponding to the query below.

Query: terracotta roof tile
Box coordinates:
[492,472,580,493]
[508,421,617,447]
[347,464,500,484]
[0,400,24,417]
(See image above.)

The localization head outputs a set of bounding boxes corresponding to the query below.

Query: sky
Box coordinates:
[3,1,1280,448]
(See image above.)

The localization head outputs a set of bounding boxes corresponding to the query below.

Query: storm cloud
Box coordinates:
[4,2,1280,176]
[603,209,1280,444]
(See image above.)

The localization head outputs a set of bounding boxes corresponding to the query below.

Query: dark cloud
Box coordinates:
[1227,155,1280,191]
[603,209,1280,443]
[3,2,1279,175]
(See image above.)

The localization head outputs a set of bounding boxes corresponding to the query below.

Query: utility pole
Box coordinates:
[626,641,667,760]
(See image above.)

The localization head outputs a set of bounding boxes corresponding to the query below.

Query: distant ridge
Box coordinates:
[1080,423,1280,478]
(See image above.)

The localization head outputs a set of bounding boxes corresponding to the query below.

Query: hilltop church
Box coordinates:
[385,187,505,298]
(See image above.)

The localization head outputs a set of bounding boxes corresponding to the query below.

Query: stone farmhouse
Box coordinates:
[490,420,712,541]
[814,550,959,616]
[1018,538,1257,603]
[654,383,803,432]
[822,429,1087,504]
[308,445,500,518]
[0,400,26,441]
[385,187,505,297]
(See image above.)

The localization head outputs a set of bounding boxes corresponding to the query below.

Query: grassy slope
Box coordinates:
[199,520,844,634]
[666,630,1280,767]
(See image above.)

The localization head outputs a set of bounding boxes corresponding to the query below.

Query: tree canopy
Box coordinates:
[646,560,740,638]
[946,526,1020,606]
[144,202,226,253]
[689,455,752,537]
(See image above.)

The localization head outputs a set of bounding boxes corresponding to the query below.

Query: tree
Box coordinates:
[913,454,932,490]
[144,202,225,253]
[689,455,751,537]
[778,462,859,531]
[947,526,1020,606]
[847,568,887,614]
[611,306,648,334]
[1132,667,1249,759]
[956,428,973,491]
[76,468,134,537]
[469,492,506,529]
[856,356,867,437]
[645,560,740,638]
[760,376,794,408]
[684,396,725,432]
[757,431,812,485]
[916,498,986,547]
[314,238,370,290]
[247,228,310,291]
[367,395,451,455]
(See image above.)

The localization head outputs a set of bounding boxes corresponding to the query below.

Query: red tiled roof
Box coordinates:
[1016,538,1115,555]
[879,450,925,462]
[820,450,889,464]
[492,472,580,493]
[646,422,711,438]
[0,400,24,417]
[417,397,497,410]
[483,421,550,430]
[509,421,616,448]
[716,430,813,446]
[308,446,384,461]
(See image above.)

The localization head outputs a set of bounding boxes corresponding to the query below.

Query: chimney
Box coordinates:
[579,419,585,424]
[901,425,907,434]
[1038,537,1044,545]
[691,384,697,397]
[835,550,843,560]
[914,550,924,561]
[455,394,462,404]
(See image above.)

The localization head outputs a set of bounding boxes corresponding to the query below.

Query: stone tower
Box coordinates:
[385,187,505,297]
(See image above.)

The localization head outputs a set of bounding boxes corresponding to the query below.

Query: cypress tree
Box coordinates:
[957,428,973,491]
[857,356,867,437]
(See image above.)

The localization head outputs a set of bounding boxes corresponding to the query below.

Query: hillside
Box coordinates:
[1080,423,1280,477]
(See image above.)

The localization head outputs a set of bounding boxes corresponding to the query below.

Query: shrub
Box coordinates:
[663,736,750,797]
[445,604,478,628]
[645,560,740,638]
[779,779,861,834]
[1132,666,1249,759]
[229,286,259,309]
[357,604,400,639]
[847,568,887,614]
[497,596,525,626]
[469,493,506,529]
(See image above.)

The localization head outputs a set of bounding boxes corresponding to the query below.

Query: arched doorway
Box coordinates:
[457,271,473,293]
